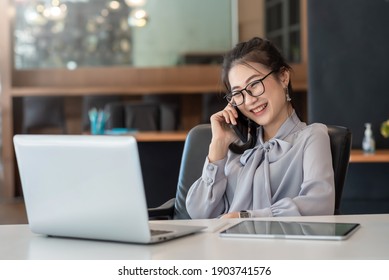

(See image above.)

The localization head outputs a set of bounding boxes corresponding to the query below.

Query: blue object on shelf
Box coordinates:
[104,128,137,135]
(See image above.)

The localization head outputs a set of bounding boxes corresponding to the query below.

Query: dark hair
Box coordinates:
[221,37,294,154]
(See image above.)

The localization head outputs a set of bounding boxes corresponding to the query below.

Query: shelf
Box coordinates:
[11,86,223,97]
[350,150,389,163]
[10,63,307,97]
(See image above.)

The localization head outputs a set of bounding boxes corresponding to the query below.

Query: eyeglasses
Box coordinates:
[225,70,274,106]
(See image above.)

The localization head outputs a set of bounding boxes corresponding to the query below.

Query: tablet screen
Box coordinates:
[220,221,360,240]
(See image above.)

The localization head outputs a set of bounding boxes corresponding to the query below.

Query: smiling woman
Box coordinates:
[13,0,237,69]
[186,37,335,220]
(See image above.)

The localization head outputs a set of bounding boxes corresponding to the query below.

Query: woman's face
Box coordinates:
[228,62,291,135]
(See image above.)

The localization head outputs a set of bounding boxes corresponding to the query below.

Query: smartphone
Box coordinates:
[231,109,249,143]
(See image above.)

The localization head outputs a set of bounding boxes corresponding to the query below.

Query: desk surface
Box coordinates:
[1,214,388,260]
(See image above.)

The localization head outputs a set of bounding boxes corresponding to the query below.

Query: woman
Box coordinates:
[186,37,335,219]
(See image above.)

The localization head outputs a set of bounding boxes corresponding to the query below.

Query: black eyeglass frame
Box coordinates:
[224,70,275,106]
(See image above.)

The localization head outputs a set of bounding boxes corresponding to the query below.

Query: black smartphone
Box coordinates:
[231,109,249,143]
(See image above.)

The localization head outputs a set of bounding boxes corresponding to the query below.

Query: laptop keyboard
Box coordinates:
[150,229,173,236]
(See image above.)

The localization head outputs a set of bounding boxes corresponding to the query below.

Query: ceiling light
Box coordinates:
[128,9,148,27]
[125,0,146,7]
[107,0,121,10]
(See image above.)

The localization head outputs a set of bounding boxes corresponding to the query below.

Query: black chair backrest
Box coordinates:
[143,95,180,130]
[104,101,178,131]
[174,124,352,218]
[174,124,212,219]
[327,125,352,215]
[104,102,126,129]
[22,96,66,134]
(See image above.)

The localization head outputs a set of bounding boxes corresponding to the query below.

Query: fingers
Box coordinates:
[209,104,239,126]
[222,104,238,125]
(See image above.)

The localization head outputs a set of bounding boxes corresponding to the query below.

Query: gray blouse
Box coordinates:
[186,111,335,219]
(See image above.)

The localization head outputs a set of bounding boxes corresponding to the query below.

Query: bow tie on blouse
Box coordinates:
[240,138,293,166]
[229,138,293,212]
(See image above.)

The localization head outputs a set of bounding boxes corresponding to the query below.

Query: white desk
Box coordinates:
[1,214,388,260]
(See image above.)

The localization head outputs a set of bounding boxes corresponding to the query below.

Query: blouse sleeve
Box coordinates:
[295,124,335,215]
[186,157,229,219]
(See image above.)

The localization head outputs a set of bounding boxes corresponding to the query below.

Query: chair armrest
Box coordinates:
[148,198,175,220]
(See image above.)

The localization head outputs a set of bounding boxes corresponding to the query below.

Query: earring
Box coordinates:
[285,87,291,102]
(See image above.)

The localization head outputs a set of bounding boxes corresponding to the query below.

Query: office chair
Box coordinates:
[105,101,161,131]
[201,93,226,123]
[148,124,352,219]
[143,95,180,130]
[327,125,352,215]
[105,101,179,131]
[125,102,160,131]
[148,124,211,219]
[21,96,67,134]
[104,102,126,130]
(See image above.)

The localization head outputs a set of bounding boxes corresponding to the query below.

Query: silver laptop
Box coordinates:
[13,135,205,244]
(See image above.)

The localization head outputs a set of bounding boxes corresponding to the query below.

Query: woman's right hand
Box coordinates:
[208,104,240,162]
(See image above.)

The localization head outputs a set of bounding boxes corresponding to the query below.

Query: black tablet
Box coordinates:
[220,220,360,241]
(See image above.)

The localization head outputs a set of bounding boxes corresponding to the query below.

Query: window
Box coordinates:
[265,0,301,63]
[13,0,235,69]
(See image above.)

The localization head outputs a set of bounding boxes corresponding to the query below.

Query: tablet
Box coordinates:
[220,220,360,241]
